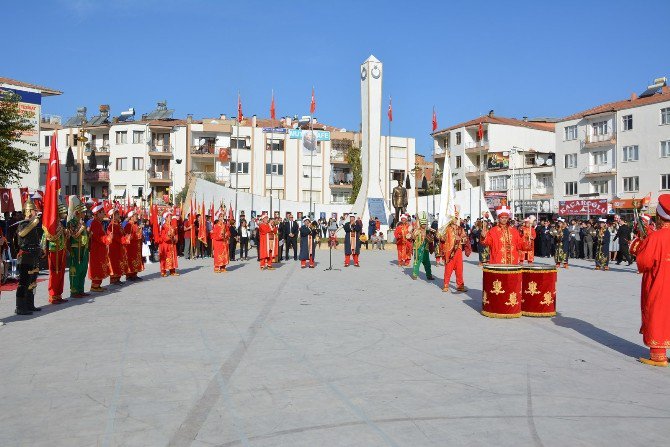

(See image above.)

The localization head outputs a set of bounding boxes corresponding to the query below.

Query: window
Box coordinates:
[565,181,578,196]
[44,135,52,147]
[266,189,285,199]
[592,120,609,136]
[331,191,350,204]
[231,138,247,149]
[302,166,321,178]
[455,156,462,169]
[230,162,249,174]
[152,133,170,149]
[524,154,536,167]
[115,157,127,171]
[564,125,578,141]
[622,115,633,131]
[536,174,553,189]
[622,145,639,162]
[266,139,284,151]
[266,163,284,176]
[513,173,531,189]
[593,180,609,194]
[455,132,462,145]
[302,190,321,202]
[132,157,144,171]
[593,150,608,165]
[661,107,670,125]
[113,185,126,198]
[564,153,578,168]
[40,164,47,175]
[116,131,127,144]
[661,174,670,190]
[132,131,144,144]
[103,133,109,146]
[661,140,670,158]
[444,134,450,148]
[489,175,508,191]
[455,179,462,191]
[623,176,639,192]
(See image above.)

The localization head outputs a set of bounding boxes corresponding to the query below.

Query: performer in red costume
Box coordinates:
[439,211,471,292]
[88,203,111,292]
[159,211,179,277]
[393,214,412,267]
[518,217,536,264]
[258,214,279,270]
[211,211,230,273]
[124,210,144,281]
[481,206,522,265]
[107,208,129,285]
[636,194,670,367]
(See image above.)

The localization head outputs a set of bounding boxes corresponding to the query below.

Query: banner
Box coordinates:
[486,153,509,170]
[513,199,552,215]
[484,191,507,210]
[558,199,608,216]
[611,194,651,209]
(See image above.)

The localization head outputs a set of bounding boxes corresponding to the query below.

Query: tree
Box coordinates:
[345,143,362,204]
[0,90,39,186]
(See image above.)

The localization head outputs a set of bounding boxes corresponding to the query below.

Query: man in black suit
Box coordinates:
[283,214,299,260]
[228,218,238,261]
[614,220,632,265]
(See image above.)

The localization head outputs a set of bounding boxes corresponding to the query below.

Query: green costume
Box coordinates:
[412,214,433,280]
[67,196,89,295]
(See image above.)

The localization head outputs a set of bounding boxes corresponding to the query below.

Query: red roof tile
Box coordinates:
[432,115,555,135]
[561,86,670,122]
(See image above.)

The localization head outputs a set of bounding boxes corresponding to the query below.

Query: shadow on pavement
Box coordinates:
[1,293,93,324]
[551,313,647,358]
[460,288,483,314]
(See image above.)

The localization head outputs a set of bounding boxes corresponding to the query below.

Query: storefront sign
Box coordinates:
[558,199,608,216]
[611,195,651,209]
[513,200,552,215]
[289,129,331,141]
[262,127,287,134]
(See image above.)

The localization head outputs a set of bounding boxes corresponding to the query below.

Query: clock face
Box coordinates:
[371,65,381,79]
[361,67,367,80]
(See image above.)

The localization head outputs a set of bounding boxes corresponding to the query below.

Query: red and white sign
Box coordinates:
[558,199,609,216]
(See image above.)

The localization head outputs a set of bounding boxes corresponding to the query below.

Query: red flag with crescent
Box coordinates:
[42,130,61,237]
[0,189,14,212]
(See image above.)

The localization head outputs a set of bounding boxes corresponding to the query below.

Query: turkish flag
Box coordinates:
[198,202,207,243]
[19,187,29,206]
[387,97,393,122]
[310,87,316,115]
[0,188,14,212]
[270,91,276,121]
[42,130,61,237]
[218,147,230,162]
[237,93,243,123]
[228,202,234,220]
[477,122,484,141]
[432,107,438,132]
[32,190,44,211]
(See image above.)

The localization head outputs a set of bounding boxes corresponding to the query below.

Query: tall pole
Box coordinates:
[270,128,274,218]
[388,108,392,217]
[78,127,84,197]
[510,147,516,219]
[309,117,314,219]
[235,116,240,221]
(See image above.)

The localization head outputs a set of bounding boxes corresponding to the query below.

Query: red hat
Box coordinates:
[658,194,670,221]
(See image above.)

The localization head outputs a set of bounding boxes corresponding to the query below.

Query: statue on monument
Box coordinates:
[392,179,408,227]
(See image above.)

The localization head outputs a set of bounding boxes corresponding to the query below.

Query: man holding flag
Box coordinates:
[42,202,69,303]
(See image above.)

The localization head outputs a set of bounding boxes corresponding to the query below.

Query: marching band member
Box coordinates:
[42,202,69,304]
[124,210,144,281]
[258,213,278,270]
[89,203,111,292]
[518,217,536,264]
[67,196,90,298]
[107,208,129,285]
[211,211,230,273]
[393,214,412,267]
[481,206,522,265]
[594,218,610,271]
[343,214,363,267]
[439,209,470,292]
[552,218,570,269]
[636,194,670,367]
[409,213,435,281]
[15,198,43,314]
[299,217,315,268]
[159,211,179,277]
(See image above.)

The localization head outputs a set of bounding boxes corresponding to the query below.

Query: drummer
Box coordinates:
[481,206,522,265]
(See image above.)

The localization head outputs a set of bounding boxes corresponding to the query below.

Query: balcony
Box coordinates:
[85,142,110,155]
[434,147,447,159]
[464,140,489,154]
[84,170,110,183]
[330,150,348,164]
[583,133,616,149]
[148,144,173,157]
[464,165,485,177]
[192,171,228,185]
[148,170,172,184]
[581,165,616,178]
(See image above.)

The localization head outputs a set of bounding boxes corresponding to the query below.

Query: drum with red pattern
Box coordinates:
[482,264,522,318]
[521,265,557,317]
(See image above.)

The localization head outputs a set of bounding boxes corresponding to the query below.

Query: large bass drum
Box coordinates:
[521,264,557,317]
[482,264,523,318]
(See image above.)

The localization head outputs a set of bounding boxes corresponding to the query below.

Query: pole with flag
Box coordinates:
[388,96,393,220]
[309,87,316,218]
[270,90,276,219]
[235,92,243,222]
[43,129,61,238]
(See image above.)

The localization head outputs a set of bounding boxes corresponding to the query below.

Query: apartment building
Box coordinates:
[554,78,670,214]
[39,104,415,207]
[432,112,555,216]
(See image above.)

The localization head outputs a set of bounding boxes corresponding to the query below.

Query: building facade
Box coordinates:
[554,79,670,215]
[39,105,415,207]
[432,113,556,216]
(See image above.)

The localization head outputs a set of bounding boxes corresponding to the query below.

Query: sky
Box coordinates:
[2,0,669,156]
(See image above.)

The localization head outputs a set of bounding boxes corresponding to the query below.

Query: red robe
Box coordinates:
[481,224,523,264]
[636,223,670,349]
[88,219,110,281]
[518,226,536,263]
[211,222,230,270]
[258,222,279,261]
[107,221,129,278]
[124,222,144,275]
[394,224,412,265]
[159,223,178,273]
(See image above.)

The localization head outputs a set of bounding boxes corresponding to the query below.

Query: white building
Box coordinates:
[39,104,415,209]
[1,77,61,189]
[432,112,556,216]
[554,78,670,215]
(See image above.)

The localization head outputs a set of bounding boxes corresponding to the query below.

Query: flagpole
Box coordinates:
[270,90,274,219]
[235,93,240,222]
[388,96,392,225]
[309,87,314,219]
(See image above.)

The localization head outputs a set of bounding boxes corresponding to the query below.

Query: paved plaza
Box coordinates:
[1,248,669,446]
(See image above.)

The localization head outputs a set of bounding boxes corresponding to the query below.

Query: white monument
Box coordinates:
[352,55,391,229]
